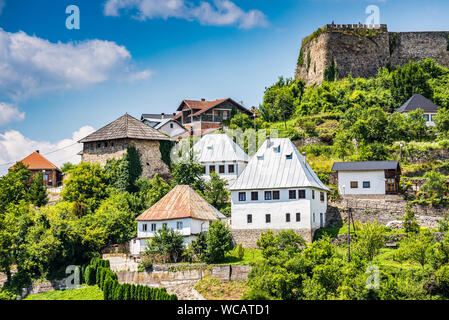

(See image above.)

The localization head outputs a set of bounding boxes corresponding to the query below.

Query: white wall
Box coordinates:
[137,218,192,239]
[158,121,187,137]
[231,188,327,230]
[338,170,385,195]
[201,161,247,186]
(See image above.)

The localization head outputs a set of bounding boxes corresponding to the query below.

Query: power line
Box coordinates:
[0,142,81,167]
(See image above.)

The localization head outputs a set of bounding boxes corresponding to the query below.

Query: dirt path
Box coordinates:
[164,281,206,300]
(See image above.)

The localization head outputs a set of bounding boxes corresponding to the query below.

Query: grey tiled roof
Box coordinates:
[229,138,329,192]
[396,94,439,113]
[79,114,170,143]
[193,134,250,163]
[332,161,400,172]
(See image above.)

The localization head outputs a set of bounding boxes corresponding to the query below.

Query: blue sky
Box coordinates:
[1,0,449,173]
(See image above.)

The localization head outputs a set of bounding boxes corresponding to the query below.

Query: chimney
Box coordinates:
[173,113,176,117]
[36,150,40,154]
[161,113,165,119]
[266,135,271,147]
[303,152,307,162]
[201,98,206,101]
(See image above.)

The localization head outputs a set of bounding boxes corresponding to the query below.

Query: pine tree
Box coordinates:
[27,174,48,207]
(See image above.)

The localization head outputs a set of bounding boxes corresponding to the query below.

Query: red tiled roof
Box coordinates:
[9,152,60,171]
[136,185,224,221]
[176,98,252,117]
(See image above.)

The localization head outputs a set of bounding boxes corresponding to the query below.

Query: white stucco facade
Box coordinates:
[201,161,248,185]
[231,188,327,230]
[130,218,212,255]
[337,170,386,195]
[157,120,187,137]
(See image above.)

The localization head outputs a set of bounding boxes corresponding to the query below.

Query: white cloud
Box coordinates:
[103,0,268,29]
[0,126,95,176]
[0,28,151,100]
[0,102,25,126]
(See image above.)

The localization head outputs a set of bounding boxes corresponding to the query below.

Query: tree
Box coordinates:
[135,174,171,208]
[353,222,384,261]
[202,172,230,212]
[205,221,234,263]
[435,107,449,139]
[27,174,48,207]
[191,232,208,262]
[403,205,420,234]
[395,230,434,267]
[333,129,354,160]
[0,162,31,213]
[171,160,205,192]
[61,162,75,173]
[145,225,184,263]
[105,146,142,193]
[419,170,448,200]
[62,162,108,211]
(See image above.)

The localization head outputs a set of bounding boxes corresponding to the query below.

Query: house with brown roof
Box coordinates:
[174,98,253,136]
[130,185,226,254]
[9,151,62,187]
[78,113,171,179]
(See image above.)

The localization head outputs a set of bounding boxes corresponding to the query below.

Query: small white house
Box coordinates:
[331,161,401,197]
[141,113,188,137]
[229,138,329,241]
[130,185,226,255]
[396,94,439,127]
[193,134,250,185]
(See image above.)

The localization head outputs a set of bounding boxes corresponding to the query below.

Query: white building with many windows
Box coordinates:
[229,138,329,243]
[130,185,226,255]
[193,134,250,185]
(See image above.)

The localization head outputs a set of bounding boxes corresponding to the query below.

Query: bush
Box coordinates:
[237,243,245,260]
[84,266,96,286]
[435,265,449,297]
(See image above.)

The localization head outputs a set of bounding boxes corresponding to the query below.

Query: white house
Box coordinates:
[130,185,226,255]
[396,94,439,127]
[141,113,188,137]
[331,161,401,197]
[193,134,250,185]
[229,138,329,242]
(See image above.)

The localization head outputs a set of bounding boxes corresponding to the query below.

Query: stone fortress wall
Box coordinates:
[296,24,449,85]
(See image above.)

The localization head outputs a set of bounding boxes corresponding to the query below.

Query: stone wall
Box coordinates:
[296,24,449,86]
[82,138,170,179]
[231,228,315,249]
[326,198,446,229]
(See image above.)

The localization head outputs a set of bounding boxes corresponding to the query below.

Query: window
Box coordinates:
[266,214,271,223]
[219,165,225,174]
[209,165,216,173]
[363,181,371,189]
[350,181,358,189]
[43,174,49,181]
[424,114,430,122]
[239,192,246,202]
[151,224,156,231]
[273,191,280,200]
[320,192,325,202]
[247,215,252,224]
[286,213,291,222]
[298,190,306,199]
[264,191,272,200]
[202,166,206,174]
[142,224,148,232]
[177,222,183,230]
[170,123,174,129]
[251,192,258,201]
[97,143,101,148]
[313,213,316,223]
[289,190,297,200]
[228,165,235,173]
[312,190,315,199]
[286,153,293,160]
[296,213,301,222]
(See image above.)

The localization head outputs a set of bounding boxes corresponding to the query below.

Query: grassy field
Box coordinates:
[24,286,104,300]
[218,248,263,266]
[195,278,249,300]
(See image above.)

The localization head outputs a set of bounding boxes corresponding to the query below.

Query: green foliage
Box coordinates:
[237,243,245,260]
[145,224,185,263]
[159,140,175,167]
[62,162,108,212]
[0,162,31,212]
[205,221,234,264]
[135,174,171,208]
[61,162,74,173]
[353,222,384,261]
[403,205,420,234]
[419,170,448,200]
[191,232,208,262]
[395,230,434,267]
[435,107,449,139]
[323,60,339,82]
[171,159,205,192]
[27,174,48,207]
[105,146,142,193]
[201,172,230,214]
[437,212,449,232]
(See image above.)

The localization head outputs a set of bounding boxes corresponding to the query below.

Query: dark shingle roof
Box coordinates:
[396,94,439,113]
[79,114,170,143]
[331,161,400,172]
[141,114,175,120]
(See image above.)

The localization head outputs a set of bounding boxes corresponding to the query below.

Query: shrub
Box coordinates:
[237,243,245,260]
[435,265,449,297]
[84,266,96,286]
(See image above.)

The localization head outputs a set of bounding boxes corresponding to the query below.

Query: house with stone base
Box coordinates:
[229,137,329,247]
[78,114,171,179]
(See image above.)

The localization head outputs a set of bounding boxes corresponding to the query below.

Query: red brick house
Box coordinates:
[9,151,63,187]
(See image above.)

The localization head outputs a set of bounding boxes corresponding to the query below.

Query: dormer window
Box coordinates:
[286,153,293,160]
